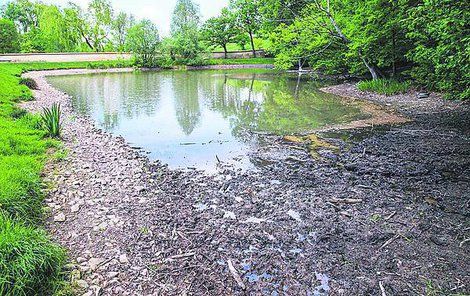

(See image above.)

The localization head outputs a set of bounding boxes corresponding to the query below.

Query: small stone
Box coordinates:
[88,258,104,271]
[71,204,80,212]
[77,257,87,264]
[118,254,129,264]
[54,212,66,222]
[107,272,119,279]
[76,279,89,289]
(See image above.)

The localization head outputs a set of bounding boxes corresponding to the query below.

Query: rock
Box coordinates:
[287,209,302,222]
[53,212,66,222]
[417,92,430,99]
[119,254,129,264]
[107,272,119,279]
[77,257,87,264]
[71,204,80,212]
[88,258,104,271]
[76,279,89,289]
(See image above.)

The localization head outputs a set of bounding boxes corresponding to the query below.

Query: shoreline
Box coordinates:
[21,68,469,295]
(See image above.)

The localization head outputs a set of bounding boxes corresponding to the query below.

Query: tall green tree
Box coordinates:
[230,0,261,57]
[0,19,20,53]
[126,19,160,67]
[112,12,134,52]
[202,8,240,58]
[170,0,204,60]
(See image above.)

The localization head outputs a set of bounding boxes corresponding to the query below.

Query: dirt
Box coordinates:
[22,71,469,295]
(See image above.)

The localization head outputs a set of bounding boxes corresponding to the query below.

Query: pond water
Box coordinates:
[47,70,368,171]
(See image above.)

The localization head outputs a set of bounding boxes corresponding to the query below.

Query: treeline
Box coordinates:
[1,0,468,99]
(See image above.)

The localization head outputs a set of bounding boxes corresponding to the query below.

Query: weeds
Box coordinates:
[357,79,411,96]
[40,103,62,138]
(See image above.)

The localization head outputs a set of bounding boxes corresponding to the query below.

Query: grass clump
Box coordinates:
[40,103,62,138]
[357,78,411,95]
[0,215,65,296]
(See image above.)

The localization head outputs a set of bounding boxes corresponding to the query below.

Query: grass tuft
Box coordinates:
[19,78,38,90]
[40,103,62,138]
[357,79,411,96]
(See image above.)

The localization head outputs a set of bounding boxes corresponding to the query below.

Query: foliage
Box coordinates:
[40,103,62,138]
[357,79,412,95]
[0,18,20,53]
[202,8,240,58]
[169,0,205,61]
[406,0,469,100]
[229,0,262,57]
[126,19,160,67]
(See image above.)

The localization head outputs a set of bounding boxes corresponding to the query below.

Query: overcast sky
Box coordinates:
[36,0,229,36]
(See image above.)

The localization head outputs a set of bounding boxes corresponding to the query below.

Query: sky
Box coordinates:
[38,0,229,36]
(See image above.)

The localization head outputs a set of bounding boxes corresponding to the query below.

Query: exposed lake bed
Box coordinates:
[22,68,469,295]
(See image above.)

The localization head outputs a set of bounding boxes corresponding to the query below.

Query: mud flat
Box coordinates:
[22,69,469,295]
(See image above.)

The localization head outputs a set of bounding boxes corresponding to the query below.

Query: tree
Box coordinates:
[406,0,469,99]
[170,0,204,61]
[86,0,114,51]
[202,8,240,58]
[126,19,160,67]
[0,19,20,53]
[112,12,134,52]
[230,0,262,57]
[1,0,39,34]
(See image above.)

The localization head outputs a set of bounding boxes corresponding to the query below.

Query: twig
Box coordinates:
[379,281,387,296]
[379,234,400,251]
[384,211,397,221]
[330,197,363,204]
[460,238,470,247]
[227,259,246,290]
[170,252,195,260]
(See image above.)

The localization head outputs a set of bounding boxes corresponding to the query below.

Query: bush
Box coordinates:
[0,214,65,296]
[357,79,411,96]
[19,78,38,90]
[0,19,20,54]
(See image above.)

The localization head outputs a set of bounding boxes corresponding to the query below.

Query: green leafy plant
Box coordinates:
[40,103,62,138]
[357,79,411,96]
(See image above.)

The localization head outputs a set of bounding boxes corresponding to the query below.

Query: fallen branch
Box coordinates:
[170,252,195,260]
[330,198,363,204]
[227,259,246,290]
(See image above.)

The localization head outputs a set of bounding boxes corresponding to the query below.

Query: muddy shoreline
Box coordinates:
[22,69,469,295]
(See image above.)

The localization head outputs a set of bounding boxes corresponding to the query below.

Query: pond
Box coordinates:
[47,69,368,171]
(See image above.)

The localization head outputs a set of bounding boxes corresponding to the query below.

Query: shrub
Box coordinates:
[0,19,20,54]
[19,78,38,90]
[357,79,411,96]
[40,103,62,138]
[0,214,65,296]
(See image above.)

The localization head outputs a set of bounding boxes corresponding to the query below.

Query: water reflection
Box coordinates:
[47,70,367,171]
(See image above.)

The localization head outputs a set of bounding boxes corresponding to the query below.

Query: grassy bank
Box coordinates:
[0,60,134,295]
[207,57,274,65]
[357,78,412,96]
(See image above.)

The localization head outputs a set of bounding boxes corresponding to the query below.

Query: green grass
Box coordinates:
[357,78,412,95]
[0,215,66,296]
[0,60,133,295]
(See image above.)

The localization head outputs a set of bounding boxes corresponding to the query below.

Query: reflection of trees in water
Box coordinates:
[171,72,201,135]
[54,73,163,130]
[198,72,364,134]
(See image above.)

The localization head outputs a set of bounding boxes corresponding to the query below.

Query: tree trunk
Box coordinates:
[223,44,228,59]
[249,31,256,58]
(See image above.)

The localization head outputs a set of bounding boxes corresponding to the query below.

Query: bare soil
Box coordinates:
[23,71,469,296]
